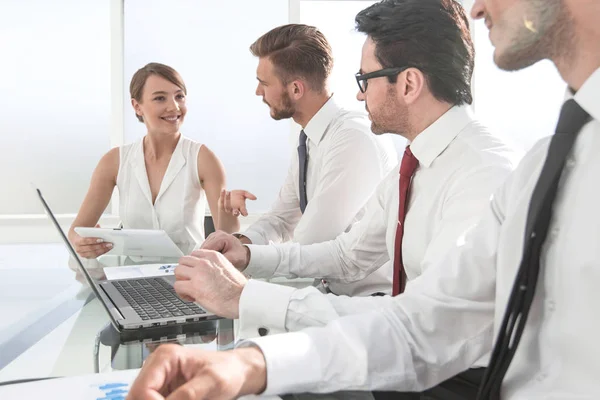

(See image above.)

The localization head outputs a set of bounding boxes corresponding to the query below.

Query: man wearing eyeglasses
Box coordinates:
[167,1,519,398]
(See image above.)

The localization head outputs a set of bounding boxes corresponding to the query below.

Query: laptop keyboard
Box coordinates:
[112,278,206,321]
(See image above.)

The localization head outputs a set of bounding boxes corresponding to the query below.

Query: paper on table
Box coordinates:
[0,368,281,399]
[0,369,138,400]
[103,263,176,280]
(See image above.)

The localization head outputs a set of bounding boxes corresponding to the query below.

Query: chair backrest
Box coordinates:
[204,215,216,237]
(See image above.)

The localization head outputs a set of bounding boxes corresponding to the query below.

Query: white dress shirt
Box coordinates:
[242,105,520,322]
[117,135,206,252]
[245,69,600,399]
[241,96,397,295]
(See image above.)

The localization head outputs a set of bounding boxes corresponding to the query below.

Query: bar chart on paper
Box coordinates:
[94,381,129,399]
[0,369,139,400]
[0,368,281,399]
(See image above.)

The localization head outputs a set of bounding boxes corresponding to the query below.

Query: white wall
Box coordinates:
[0,0,112,215]
[472,20,565,151]
[123,0,290,213]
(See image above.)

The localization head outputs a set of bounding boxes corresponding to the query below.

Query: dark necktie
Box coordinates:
[477,99,591,399]
[298,130,309,214]
[392,146,419,296]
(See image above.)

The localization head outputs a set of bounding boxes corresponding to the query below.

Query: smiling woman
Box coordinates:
[67,63,246,259]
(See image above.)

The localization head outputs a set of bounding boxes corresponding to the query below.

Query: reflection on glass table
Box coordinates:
[95,318,235,374]
[0,251,376,399]
[0,253,235,384]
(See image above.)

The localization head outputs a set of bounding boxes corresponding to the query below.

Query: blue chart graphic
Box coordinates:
[159,264,176,273]
[95,382,129,400]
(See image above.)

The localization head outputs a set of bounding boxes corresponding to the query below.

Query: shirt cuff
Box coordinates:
[236,230,268,246]
[238,331,322,396]
[238,280,296,339]
[245,245,280,278]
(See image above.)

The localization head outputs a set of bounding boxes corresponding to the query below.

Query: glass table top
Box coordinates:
[0,251,235,384]
[0,246,376,399]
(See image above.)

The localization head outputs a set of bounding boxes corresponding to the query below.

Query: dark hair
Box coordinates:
[129,63,187,122]
[250,24,333,92]
[355,0,474,105]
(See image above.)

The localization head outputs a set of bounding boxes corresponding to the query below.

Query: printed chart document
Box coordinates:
[0,368,281,399]
[0,369,139,400]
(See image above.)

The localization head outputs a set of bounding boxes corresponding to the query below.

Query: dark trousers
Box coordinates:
[373,367,485,400]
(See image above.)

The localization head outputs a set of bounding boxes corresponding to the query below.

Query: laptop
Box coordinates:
[36,188,220,340]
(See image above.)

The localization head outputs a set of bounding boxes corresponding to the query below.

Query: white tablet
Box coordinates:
[74,227,184,257]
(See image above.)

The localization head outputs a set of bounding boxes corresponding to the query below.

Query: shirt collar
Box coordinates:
[572,67,600,122]
[409,105,475,168]
[302,95,340,146]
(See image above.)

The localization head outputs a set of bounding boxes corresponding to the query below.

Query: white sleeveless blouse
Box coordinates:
[117,135,206,253]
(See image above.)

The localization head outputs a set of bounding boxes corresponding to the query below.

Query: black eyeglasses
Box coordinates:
[355,66,411,93]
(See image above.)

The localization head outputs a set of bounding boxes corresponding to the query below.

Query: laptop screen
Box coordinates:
[35,188,120,327]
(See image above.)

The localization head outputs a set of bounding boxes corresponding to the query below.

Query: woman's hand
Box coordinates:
[69,224,113,259]
[218,189,257,217]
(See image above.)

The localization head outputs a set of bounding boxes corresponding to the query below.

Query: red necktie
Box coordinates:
[392,146,419,296]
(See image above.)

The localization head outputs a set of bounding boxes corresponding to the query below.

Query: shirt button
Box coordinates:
[258,327,269,337]
[546,300,556,312]
[566,157,576,169]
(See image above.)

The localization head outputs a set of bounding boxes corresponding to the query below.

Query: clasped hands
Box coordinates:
[173,231,252,319]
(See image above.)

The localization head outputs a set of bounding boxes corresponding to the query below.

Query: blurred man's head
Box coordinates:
[355,0,474,137]
[470,0,573,71]
[250,24,333,121]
